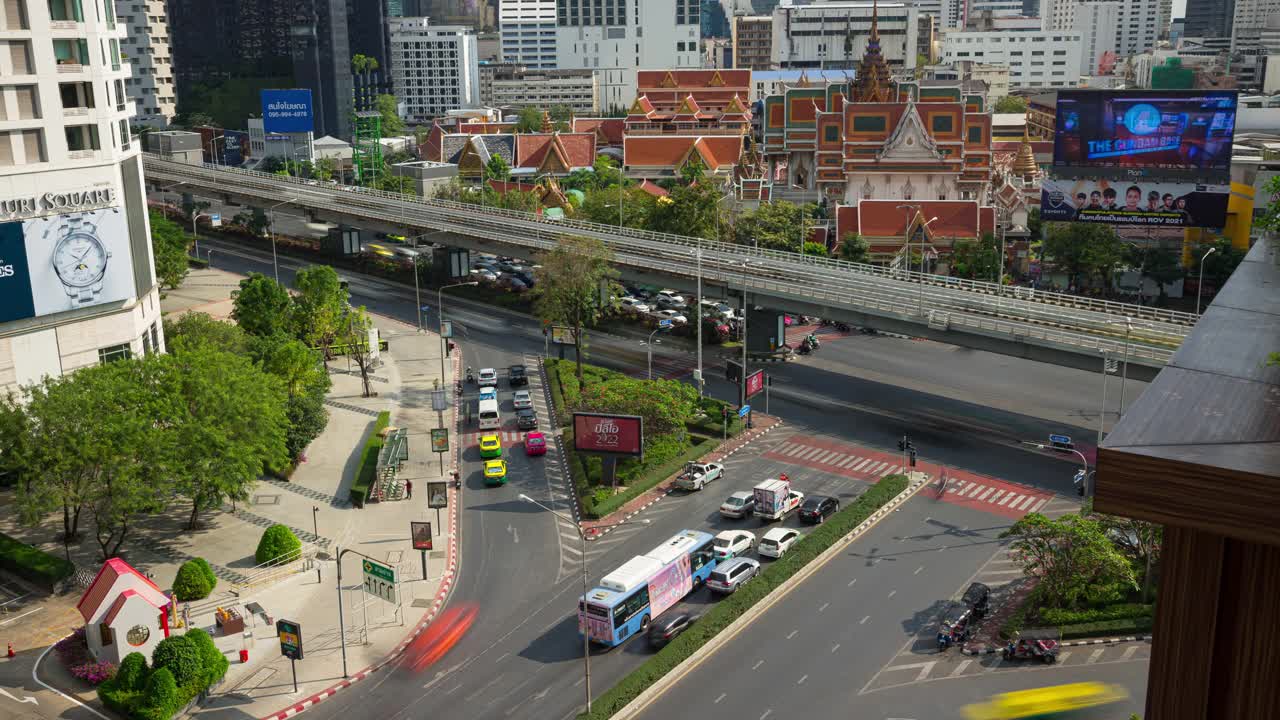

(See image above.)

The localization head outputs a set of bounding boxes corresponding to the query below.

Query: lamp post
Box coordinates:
[694,244,703,397]
[1196,247,1217,315]
[1109,316,1134,421]
[518,494,649,715]
[190,210,209,260]
[646,324,671,380]
[438,281,479,385]
[266,198,299,283]
[1097,350,1117,445]
[1023,441,1092,498]
[405,230,450,332]
[739,261,749,413]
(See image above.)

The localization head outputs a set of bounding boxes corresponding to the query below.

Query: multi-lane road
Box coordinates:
[191,232,1150,719]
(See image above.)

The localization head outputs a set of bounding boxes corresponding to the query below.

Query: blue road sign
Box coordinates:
[1049,434,1072,446]
[420,305,431,313]
[738,405,751,418]
[658,319,673,328]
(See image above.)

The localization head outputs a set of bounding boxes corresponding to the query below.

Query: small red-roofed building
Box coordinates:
[76,558,172,665]
[836,200,996,265]
[623,135,745,179]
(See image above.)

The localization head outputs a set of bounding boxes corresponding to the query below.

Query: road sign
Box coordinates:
[431,389,448,412]
[411,521,432,551]
[1049,434,1073,450]
[738,405,751,418]
[362,559,397,604]
[276,619,303,660]
[658,318,673,328]
[209,213,221,227]
[441,320,453,338]
[430,428,449,453]
[745,369,765,399]
[420,305,430,313]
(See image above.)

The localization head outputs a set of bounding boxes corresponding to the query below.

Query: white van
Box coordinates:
[478,398,501,430]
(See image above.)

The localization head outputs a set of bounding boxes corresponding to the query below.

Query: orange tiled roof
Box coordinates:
[459,121,517,134]
[515,133,597,170]
[636,69,751,93]
[637,179,670,197]
[572,117,625,146]
[421,122,445,162]
[856,200,986,240]
[77,558,168,623]
[624,135,743,171]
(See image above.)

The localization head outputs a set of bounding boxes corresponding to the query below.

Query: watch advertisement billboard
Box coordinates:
[1039,177,1229,228]
[1051,90,1237,181]
[573,412,643,457]
[261,89,315,134]
[0,207,137,324]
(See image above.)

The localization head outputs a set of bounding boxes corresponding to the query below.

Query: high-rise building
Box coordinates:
[499,0,557,68]
[771,1,920,71]
[1231,0,1280,50]
[942,26,1082,88]
[554,0,702,112]
[1042,0,1159,57]
[390,18,480,121]
[732,15,773,69]
[702,0,731,37]
[1,0,165,394]
[1184,0,1236,39]
[115,0,176,127]
[290,0,354,139]
[1073,1,1120,75]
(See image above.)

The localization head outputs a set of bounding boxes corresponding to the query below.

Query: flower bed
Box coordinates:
[55,629,117,686]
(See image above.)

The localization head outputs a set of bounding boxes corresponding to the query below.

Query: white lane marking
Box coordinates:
[999,493,1019,507]
[715,693,727,704]
[888,590,897,598]
[988,490,1005,504]
[1122,645,1140,660]
[838,455,860,468]
[916,662,936,682]
[1057,652,1072,664]
[753,660,765,670]
[914,566,923,575]
[848,578,857,587]
[949,660,973,677]
[814,450,840,464]
[797,674,808,685]
[0,688,37,705]
[965,484,985,497]
[880,466,900,477]
[860,615,870,624]
[1016,495,1039,511]
[786,630,798,640]
[783,444,808,457]
[985,659,1004,672]
[0,607,41,626]
[831,643,841,653]
[799,447,826,460]
[976,487,996,500]
[852,459,873,471]
[1086,649,1105,664]
[574,677,584,687]
[760,710,773,720]
[819,602,830,612]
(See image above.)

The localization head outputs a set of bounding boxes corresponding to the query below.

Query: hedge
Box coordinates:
[1040,603,1153,626]
[0,531,74,590]
[97,631,228,720]
[578,475,911,720]
[350,411,392,507]
[1059,616,1154,640]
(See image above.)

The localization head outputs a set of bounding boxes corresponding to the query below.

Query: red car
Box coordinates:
[524,431,547,456]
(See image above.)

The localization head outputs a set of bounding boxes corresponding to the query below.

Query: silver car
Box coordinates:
[512,390,533,410]
[719,491,756,519]
[706,557,760,594]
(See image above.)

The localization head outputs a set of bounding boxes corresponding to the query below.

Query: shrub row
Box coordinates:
[349,411,391,507]
[1039,603,1154,626]
[0,531,74,590]
[579,475,911,719]
[1059,616,1154,640]
[98,629,229,720]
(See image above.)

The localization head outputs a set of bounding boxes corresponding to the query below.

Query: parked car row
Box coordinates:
[614,285,739,327]
[471,254,539,291]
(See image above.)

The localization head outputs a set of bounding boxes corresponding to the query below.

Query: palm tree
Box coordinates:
[352,54,380,109]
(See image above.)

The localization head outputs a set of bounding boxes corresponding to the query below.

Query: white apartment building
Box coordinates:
[115,0,173,127]
[1232,0,1280,51]
[1073,1,1119,76]
[966,0,1024,22]
[390,18,480,122]
[1042,0,1159,57]
[771,1,920,70]
[942,28,1082,88]
[499,0,557,68]
[489,68,599,113]
[1,0,165,395]
[554,0,701,112]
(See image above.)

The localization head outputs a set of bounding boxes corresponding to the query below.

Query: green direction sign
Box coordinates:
[276,619,303,660]
[362,559,397,604]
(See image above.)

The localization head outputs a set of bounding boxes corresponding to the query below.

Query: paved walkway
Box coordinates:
[0,268,464,720]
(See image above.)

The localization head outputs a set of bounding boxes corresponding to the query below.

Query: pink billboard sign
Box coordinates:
[646,554,693,619]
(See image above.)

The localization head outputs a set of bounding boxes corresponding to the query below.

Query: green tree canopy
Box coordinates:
[1196,238,1247,291]
[1042,222,1125,288]
[950,232,1002,280]
[649,181,722,240]
[838,232,869,263]
[293,265,350,357]
[581,185,651,227]
[232,273,295,338]
[994,95,1028,114]
[148,211,190,289]
[802,241,829,256]
[164,311,249,356]
[1124,242,1184,301]
[484,154,511,182]
[375,94,405,135]
[515,106,544,133]
[533,236,618,382]
[575,376,699,443]
[1001,512,1137,609]
[733,201,811,251]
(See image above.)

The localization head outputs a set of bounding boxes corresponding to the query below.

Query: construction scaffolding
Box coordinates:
[352,110,383,187]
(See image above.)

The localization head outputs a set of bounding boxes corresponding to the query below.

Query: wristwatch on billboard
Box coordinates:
[50,212,111,307]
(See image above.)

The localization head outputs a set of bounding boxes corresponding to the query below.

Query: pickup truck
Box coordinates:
[674,462,724,491]
[753,478,804,521]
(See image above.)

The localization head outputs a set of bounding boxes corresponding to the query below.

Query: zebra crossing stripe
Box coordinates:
[783,444,809,457]
[838,455,860,468]
[799,447,826,460]
[999,494,1019,507]
[948,481,971,495]
[852,459,872,471]
[1016,495,1038,511]
[1029,498,1049,513]
[988,490,1005,503]
[815,450,840,464]
[880,465,900,477]
[965,484,985,498]
[977,487,996,501]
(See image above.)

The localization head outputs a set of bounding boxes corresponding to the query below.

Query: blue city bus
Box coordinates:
[578,529,716,647]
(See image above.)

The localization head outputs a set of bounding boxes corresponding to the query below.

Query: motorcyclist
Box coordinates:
[807,333,820,349]
[466,366,474,382]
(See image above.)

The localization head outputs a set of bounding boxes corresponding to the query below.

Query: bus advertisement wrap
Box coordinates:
[573,413,643,457]
[1051,90,1237,180]
[647,554,693,619]
[1040,177,1229,228]
[579,599,612,643]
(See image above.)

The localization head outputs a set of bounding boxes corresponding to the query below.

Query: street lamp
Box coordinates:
[405,230,451,332]
[1196,247,1217,315]
[1097,350,1118,445]
[693,244,703,397]
[190,210,211,260]
[646,323,672,380]
[1023,441,1092,498]
[266,198,299,283]
[1105,316,1134,422]
[518,494,649,715]
[438,281,479,385]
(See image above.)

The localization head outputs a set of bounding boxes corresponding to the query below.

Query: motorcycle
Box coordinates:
[796,342,812,356]
[806,334,821,350]
[835,321,851,333]
[465,367,475,384]
[1002,630,1061,664]
[937,603,972,652]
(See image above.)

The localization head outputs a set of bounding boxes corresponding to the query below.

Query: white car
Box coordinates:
[656,290,687,308]
[651,309,688,325]
[712,530,756,560]
[477,368,498,387]
[512,390,533,410]
[619,297,651,314]
[758,528,801,559]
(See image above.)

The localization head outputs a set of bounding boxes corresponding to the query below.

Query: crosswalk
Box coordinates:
[782,323,852,347]
[622,353,716,382]
[764,436,907,484]
[928,472,1054,521]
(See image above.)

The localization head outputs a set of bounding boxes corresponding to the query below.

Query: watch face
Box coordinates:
[53,232,108,288]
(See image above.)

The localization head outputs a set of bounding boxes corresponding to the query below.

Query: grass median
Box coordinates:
[578,474,911,720]
[349,411,391,507]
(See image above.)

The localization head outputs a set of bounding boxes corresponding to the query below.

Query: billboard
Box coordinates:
[1039,177,1229,228]
[1051,90,1237,180]
[745,369,765,399]
[550,326,578,345]
[0,207,137,323]
[573,413,643,457]
[261,89,315,133]
[410,521,433,551]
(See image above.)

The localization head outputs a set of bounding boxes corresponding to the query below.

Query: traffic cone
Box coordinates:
[7,642,14,658]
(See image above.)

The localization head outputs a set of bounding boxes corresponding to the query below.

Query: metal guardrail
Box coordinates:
[143,156,1188,364]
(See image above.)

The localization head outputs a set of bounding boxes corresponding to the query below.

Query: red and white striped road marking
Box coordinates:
[763,436,905,484]
[931,472,1052,520]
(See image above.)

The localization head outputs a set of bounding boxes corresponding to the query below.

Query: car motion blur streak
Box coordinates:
[403,604,479,673]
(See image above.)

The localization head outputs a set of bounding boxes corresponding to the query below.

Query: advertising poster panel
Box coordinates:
[573,413,643,457]
[0,207,137,323]
[745,370,765,399]
[646,554,693,619]
[579,594,613,643]
[1040,177,1229,228]
[1052,90,1237,180]
[261,89,315,133]
[550,326,578,345]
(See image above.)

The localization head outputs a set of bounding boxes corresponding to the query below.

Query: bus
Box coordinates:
[478,398,500,430]
[578,529,716,647]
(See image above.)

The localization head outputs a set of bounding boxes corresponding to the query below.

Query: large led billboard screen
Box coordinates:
[573,413,643,457]
[0,207,137,323]
[1051,90,1237,180]
[1040,177,1229,228]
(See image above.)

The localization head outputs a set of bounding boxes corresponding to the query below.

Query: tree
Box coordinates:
[335,306,377,398]
[233,208,270,237]
[576,376,699,446]
[1125,242,1184,302]
[802,241,829,256]
[372,169,416,195]
[1197,238,1247,291]
[733,201,809,251]
[515,105,543,133]
[312,157,337,183]
[994,95,1027,114]
[649,181,722,240]
[581,185,651,227]
[163,311,249,356]
[178,112,214,130]
[1042,222,1125,288]
[1001,512,1137,609]
[231,273,295,338]
[838,232,869,263]
[375,93,405,135]
[1255,175,1280,232]
[484,153,511,182]
[1085,500,1162,602]
[0,392,35,491]
[151,636,202,690]
[293,265,350,358]
[148,211,190,289]
[549,104,574,132]
[255,524,302,564]
[950,232,1002,280]
[172,558,217,601]
[532,236,618,383]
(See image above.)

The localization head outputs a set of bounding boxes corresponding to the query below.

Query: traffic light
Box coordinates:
[909,449,917,467]
[898,435,914,452]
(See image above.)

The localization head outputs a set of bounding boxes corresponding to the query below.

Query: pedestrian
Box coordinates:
[405,479,413,499]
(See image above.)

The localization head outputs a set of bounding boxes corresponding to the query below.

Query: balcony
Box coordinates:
[53,38,90,72]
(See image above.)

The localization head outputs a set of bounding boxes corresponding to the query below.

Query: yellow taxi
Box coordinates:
[483,459,508,486]
[962,682,1130,720]
[478,434,502,459]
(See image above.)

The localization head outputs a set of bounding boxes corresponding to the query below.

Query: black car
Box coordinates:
[647,612,694,649]
[515,407,538,430]
[798,495,839,524]
[509,365,528,387]
[962,582,991,618]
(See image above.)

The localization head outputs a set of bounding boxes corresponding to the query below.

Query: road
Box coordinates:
[189,233,1148,719]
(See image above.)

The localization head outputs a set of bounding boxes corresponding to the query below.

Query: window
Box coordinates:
[931,115,953,133]
[13,85,39,119]
[98,343,131,363]
[53,38,90,64]
[613,586,649,629]
[8,39,33,73]
[126,624,149,646]
[824,124,840,142]
[968,126,982,143]
[48,0,84,22]
[65,124,99,151]
[99,623,113,646]
[852,115,887,132]
[2,0,30,30]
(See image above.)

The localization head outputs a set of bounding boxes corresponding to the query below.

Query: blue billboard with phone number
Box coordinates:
[261,89,314,134]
